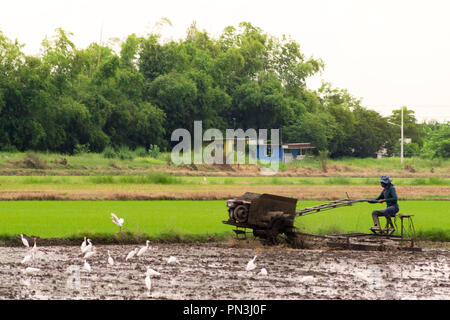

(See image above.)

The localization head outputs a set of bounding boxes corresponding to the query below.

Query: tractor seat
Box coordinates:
[397,214,416,238]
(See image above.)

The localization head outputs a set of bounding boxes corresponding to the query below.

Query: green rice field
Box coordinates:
[0,200,448,241]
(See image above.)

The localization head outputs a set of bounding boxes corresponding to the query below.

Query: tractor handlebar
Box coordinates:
[296,198,375,216]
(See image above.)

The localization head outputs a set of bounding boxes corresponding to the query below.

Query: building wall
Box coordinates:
[256,145,283,161]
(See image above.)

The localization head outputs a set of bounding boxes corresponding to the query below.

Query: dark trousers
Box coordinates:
[372,206,399,226]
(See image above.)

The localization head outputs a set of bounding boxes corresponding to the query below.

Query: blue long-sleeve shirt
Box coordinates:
[376,184,399,208]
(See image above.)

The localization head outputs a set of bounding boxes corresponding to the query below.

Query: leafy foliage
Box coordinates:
[0,25,446,159]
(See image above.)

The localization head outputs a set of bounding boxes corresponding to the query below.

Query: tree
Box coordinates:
[349,106,395,157]
[148,72,198,138]
[318,83,358,157]
[421,122,450,158]
[282,113,329,151]
[269,35,324,95]
[0,33,48,151]
[40,28,78,94]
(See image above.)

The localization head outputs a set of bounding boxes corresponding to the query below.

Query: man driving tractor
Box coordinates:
[369,175,399,232]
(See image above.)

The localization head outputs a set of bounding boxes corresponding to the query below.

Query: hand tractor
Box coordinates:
[222,192,419,250]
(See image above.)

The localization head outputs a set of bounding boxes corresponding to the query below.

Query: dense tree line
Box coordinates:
[0,22,447,158]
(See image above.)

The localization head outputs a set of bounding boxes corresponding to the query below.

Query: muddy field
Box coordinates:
[0,243,449,300]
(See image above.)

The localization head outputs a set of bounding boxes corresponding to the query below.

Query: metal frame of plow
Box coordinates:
[295,232,421,252]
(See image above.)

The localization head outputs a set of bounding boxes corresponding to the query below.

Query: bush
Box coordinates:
[134,147,148,157]
[146,172,182,184]
[102,144,134,160]
[73,143,90,155]
[22,153,47,169]
[103,146,117,159]
[148,144,160,158]
[0,145,18,152]
[117,145,134,160]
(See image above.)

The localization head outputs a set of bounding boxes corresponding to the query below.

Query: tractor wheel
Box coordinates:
[264,218,285,245]
[233,205,249,222]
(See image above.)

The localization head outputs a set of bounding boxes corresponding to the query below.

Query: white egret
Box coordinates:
[111,213,124,230]
[137,240,150,257]
[299,275,315,283]
[81,239,92,254]
[83,260,91,272]
[167,256,180,264]
[145,274,152,294]
[146,267,161,277]
[21,254,33,264]
[126,248,139,261]
[24,267,40,274]
[246,255,257,271]
[30,237,38,259]
[84,247,97,259]
[80,236,87,252]
[259,268,268,276]
[31,238,37,253]
[107,251,114,265]
[20,234,29,248]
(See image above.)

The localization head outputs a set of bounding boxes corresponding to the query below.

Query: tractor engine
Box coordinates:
[224,192,298,244]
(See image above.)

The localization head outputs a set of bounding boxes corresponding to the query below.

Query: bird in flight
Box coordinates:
[111,213,124,230]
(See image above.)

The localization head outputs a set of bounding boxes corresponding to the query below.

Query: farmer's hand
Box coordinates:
[378,199,385,203]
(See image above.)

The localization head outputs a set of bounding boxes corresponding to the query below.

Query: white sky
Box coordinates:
[1,0,449,122]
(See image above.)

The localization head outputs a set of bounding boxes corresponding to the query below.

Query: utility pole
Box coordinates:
[400,107,404,164]
[387,106,405,164]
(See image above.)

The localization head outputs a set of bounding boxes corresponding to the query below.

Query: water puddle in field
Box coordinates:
[0,243,449,300]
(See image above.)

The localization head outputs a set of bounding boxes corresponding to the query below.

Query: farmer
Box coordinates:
[369,175,399,232]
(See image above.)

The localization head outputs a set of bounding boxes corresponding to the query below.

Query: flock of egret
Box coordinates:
[17,212,268,297]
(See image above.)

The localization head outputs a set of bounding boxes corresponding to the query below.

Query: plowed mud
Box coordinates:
[1,243,448,300]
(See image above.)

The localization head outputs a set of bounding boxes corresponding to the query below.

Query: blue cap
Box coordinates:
[380,175,392,184]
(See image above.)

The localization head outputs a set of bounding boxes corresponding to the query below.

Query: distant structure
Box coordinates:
[202,138,315,163]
